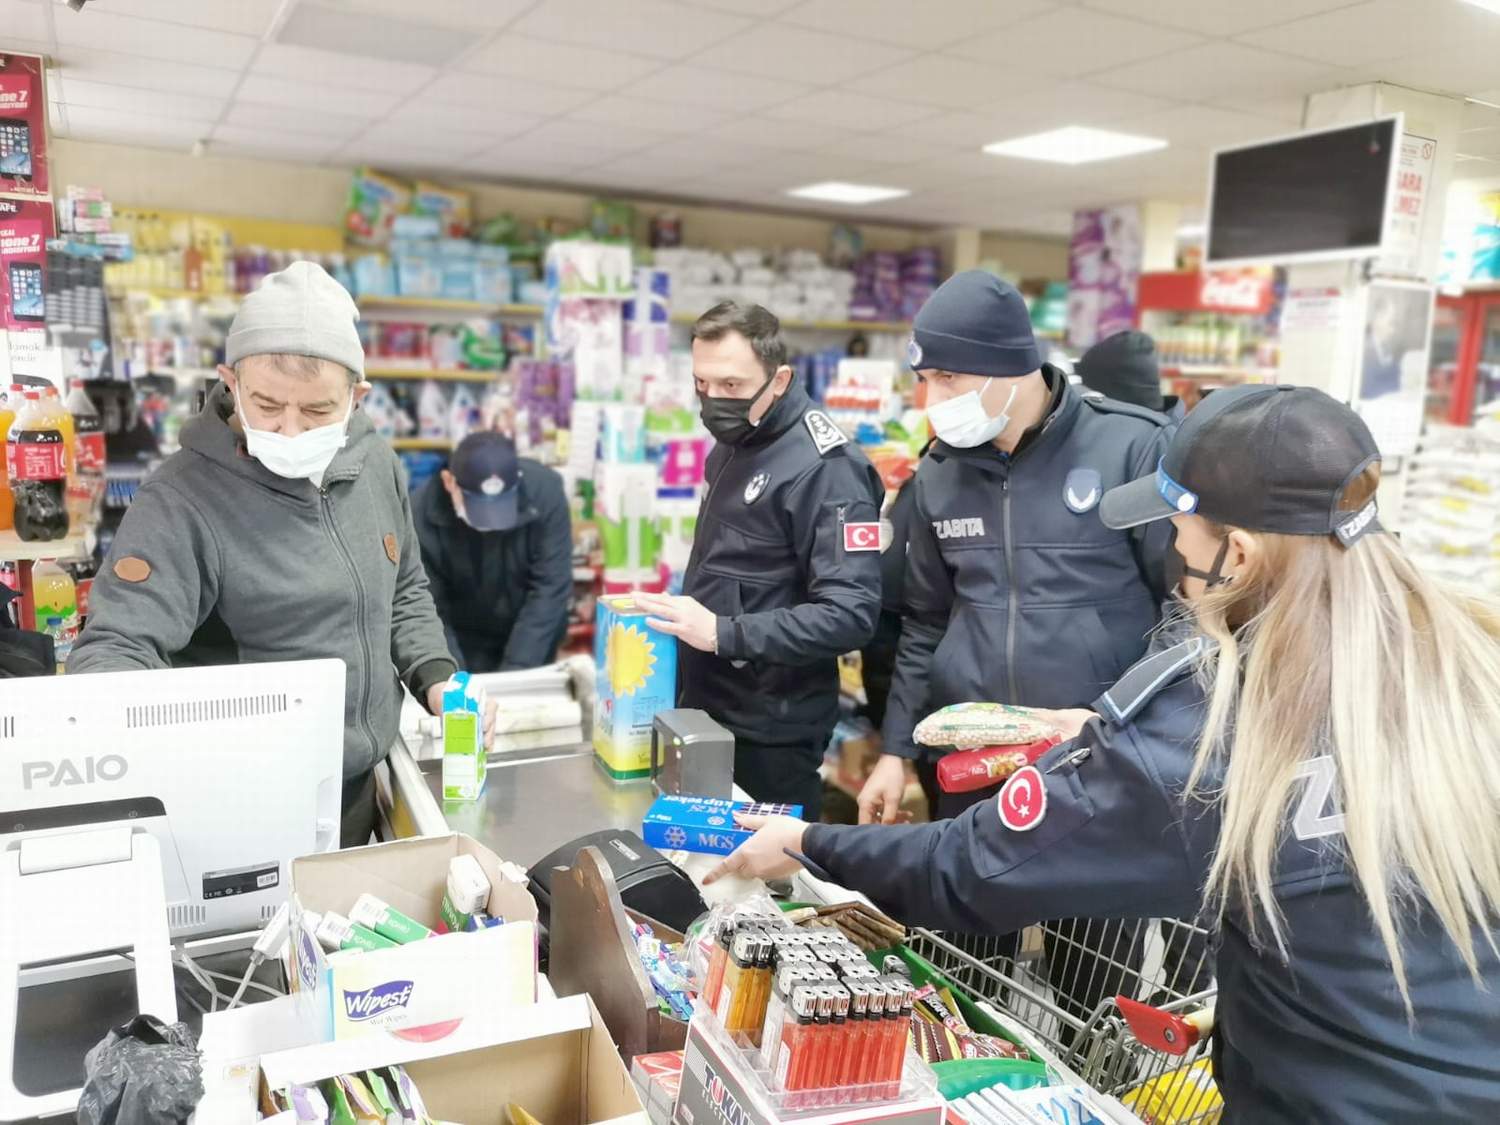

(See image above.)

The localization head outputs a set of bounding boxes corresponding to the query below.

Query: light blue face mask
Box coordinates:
[927,378,1020,448]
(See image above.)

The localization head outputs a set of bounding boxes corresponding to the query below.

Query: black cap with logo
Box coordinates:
[450,431,521,531]
[1099,384,1382,547]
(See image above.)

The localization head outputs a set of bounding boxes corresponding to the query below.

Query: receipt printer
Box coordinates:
[651,709,735,799]
[529,828,706,936]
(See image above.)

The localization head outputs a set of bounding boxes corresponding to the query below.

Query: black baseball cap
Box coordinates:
[1100,384,1382,546]
[450,431,520,531]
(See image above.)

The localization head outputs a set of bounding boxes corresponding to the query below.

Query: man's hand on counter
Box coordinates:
[634,592,719,654]
[424,684,500,749]
[704,813,809,884]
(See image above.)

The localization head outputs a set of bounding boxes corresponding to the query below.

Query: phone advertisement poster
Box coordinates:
[0,196,54,338]
[0,52,47,197]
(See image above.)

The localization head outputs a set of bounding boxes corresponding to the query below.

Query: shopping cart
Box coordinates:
[907,918,1222,1124]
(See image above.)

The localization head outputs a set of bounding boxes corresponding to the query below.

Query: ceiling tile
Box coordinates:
[947,7,1202,75]
[629,65,813,112]
[880,85,1181,148]
[331,134,486,169]
[468,135,605,171]
[1092,41,1341,101]
[207,126,342,160]
[569,95,729,133]
[221,100,372,140]
[0,0,51,43]
[1457,128,1500,160]
[1079,0,1359,37]
[765,89,938,130]
[1208,93,1307,126]
[843,56,1031,111]
[522,118,674,155]
[382,101,547,138]
[780,0,1050,50]
[47,46,243,99]
[61,104,212,143]
[818,133,965,167]
[249,43,437,95]
[54,78,225,122]
[52,9,259,69]
[424,71,596,115]
[460,35,662,91]
[675,0,802,14]
[235,75,405,118]
[313,0,533,31]
[709,115,847,151]
[1122,105,1286,148]
[1236,0,1494,67]
[626,135,771,171]
[693,24,913,84]
[510,0,749,60]
[1356,37,1500,101]
[98,0,282,37]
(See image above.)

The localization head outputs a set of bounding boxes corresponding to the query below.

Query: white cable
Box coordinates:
[208,966,281,1005]
[223,902,292,1009]
[176,950,227,1013]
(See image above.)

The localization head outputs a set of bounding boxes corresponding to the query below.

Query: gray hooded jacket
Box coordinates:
[70,382,457,777]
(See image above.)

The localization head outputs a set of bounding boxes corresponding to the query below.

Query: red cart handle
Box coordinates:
[1116,996,1215,1055]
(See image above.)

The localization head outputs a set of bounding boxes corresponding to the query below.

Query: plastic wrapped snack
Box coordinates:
[914,702,1056,751]
[936,735,1063,793]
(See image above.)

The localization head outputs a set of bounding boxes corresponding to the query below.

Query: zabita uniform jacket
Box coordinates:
[882,366,1174,761]
[802,636,1500,1123]
[678,382,883,750]
[70,382,456,779]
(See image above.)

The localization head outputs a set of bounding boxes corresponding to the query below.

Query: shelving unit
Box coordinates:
[1162,365,1278,380]
[667,311,910,334]
[0,531,88,563]
[365,368,501,383]
[106,288,242,302]
[390,438,455,452]
[357,296,543,318]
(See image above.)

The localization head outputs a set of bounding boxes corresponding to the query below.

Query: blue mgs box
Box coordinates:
[642,794,803,857]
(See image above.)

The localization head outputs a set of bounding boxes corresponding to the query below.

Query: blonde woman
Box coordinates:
[708,385,1500,1121]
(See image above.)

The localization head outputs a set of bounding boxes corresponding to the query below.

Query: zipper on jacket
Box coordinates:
[321,486,379,764]
[689,448,737,573]
[1002,475,1019,702]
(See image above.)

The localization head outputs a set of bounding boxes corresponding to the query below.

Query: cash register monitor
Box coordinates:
[0,659,345,941]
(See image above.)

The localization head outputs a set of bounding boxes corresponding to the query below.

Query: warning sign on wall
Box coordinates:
[1380,133,1436,278]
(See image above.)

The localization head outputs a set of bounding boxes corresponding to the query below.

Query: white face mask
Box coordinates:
[236,392,353,481]
[927,378,1019,449]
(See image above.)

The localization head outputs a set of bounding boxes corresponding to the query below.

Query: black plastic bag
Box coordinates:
[76,1014,204,1125]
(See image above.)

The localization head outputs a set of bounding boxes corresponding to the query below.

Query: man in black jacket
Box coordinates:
[859,272,1173,824]
[636,302,883,816]
[1075,329,1184,420]
[413,431,573,673]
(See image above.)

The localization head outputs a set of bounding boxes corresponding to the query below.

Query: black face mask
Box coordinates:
[699,375,775,446]
[1165,527,1233,595]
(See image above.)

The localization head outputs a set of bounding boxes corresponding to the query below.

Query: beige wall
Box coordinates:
[977,231,1070,279]
[51,138,941,257]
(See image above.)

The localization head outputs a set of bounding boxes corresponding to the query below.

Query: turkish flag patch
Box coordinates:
[997,765,1047,832]
[843,522,880,552]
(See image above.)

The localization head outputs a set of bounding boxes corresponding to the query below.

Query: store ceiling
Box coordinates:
[12,0,1500,235]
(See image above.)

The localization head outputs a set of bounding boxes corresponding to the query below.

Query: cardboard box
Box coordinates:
[261,994,646,1125]
[676,1015,943,1125]
[593,596,678,780]
[642,795,802,857]
[289,834,538,1041]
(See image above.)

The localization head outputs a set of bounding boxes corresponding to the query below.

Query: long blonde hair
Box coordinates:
[1188,465,1500,1007]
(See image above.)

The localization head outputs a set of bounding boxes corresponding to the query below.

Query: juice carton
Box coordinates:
[592,596,677,780]
[441,672,486,802]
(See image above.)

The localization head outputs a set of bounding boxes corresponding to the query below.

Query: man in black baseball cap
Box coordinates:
[413,431,574,672]
[1101,384,1381,592]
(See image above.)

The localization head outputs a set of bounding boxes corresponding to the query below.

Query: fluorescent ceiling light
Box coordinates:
[982,126,1167,165]
[785,182,910,205]
[1459,0,1500,15]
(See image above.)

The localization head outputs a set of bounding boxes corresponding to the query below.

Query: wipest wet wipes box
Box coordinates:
[289,834,537,1042]
[593,596,677,780]
[641,795,802,857]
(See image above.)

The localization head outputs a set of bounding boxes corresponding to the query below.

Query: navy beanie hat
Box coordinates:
[1075,330,1163,411]
[908,270,1041,378]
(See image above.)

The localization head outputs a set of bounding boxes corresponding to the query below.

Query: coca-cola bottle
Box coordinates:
[8,390,69,541]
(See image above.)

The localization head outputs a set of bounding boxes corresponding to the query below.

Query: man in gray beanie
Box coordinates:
[72,261,467,845]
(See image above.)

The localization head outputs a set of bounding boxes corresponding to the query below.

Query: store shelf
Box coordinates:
[1162,365,1278,380]
[0,531,88,563]
[365,368,500,382]
[358,296,543,317]
[389,438,454,452]
[107,287,240,302]
[669,312,911,334]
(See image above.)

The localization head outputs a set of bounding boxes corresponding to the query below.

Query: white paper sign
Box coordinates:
[1380,133,1437,277]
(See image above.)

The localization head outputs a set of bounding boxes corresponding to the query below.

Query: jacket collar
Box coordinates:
[741,379,810,448]
[929,364,1076,473]
[183,380,377,499]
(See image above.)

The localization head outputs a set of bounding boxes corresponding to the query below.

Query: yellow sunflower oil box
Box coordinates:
[593,595,677,780]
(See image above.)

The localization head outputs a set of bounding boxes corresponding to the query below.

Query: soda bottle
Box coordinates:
[9,390,70,541]
[0,385,17,532]
[32,559,78,664]
[65,380,104,529]
[44,388,75,480]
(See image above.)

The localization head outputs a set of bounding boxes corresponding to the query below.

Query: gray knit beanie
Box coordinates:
[225,261,364,378]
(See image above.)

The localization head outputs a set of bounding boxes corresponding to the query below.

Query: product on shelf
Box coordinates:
[0,384,18,531]
[346,167,412,249]
[7,389,69,541]
[32,559,78,662]
[411,180,473,239]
